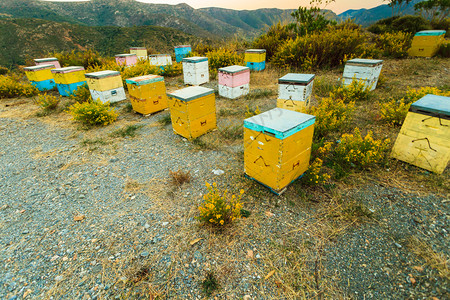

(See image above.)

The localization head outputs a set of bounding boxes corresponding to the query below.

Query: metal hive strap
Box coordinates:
[421,115,448,126]
[175,117,184,125]
[411,137,437,152]
[254,156,270,167]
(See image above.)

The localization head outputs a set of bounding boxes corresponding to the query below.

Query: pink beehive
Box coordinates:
[115,54,138,66]
[218,65,250,87]
[34,57,61,69]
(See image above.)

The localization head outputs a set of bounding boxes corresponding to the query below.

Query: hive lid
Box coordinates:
[34,57,58,62]
[51,66,85,73]
[24,64,54,71]
[245,49,266,53]
[218,65,249,73]
[149,54,171,57]
[167,86,214,102]
[130,47,146,50]
[126,74,164,85]
[85,70,121,79]
[415,30,446,36]
[410,94,450,117]
[182,56,208,63]
[244,108,316,139]
[346,58,383,65]
[174,45,191,48]
[115,53,137,57]
[279,73,315,84]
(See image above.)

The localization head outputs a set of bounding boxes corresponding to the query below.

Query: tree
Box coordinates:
[414,0,450,22]
[384,0,413,16]
[288,0,336,36]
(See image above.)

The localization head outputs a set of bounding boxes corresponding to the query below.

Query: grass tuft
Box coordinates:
[201,271,220,297]
[169,169,191,186]
[111,124,142,138]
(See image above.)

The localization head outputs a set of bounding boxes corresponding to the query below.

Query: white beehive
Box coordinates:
[218,65,250,99]
[182,56,209,85]
[149,54,172,67]
[277,73,315,112]
[342,58,383,91]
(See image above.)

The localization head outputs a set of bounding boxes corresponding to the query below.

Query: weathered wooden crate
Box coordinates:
[51,66,86,97]
[244,108,315,194]
[85,70,126,103]
[130,47,147,60]
[408,30,446,57]
[391,94,450,174]
[174,45,191,63]
[167,86,216,139]
[34,57,61,69]
[126,74,168,115]
[218,65,250,99]
[24,64,56,91]
[115,54,138,67]
[149,54,172,67]
[182,56,209,86]
[342,58,383,91]
[277,73,315,112]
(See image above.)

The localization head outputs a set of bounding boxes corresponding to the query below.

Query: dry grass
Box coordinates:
[169,169,192,186]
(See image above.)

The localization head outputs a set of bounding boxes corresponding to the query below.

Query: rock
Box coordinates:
[140,251,149,257]
[109,158,119,163]
[74,215,85,222]
[144,223,150,229]
[243,295,251,300]
[247,250,254,259]
[55,275,64,282]
[161,222,169,226]
[394,242,402,249]
[212,169,224,175]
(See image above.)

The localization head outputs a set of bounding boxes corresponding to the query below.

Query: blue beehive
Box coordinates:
[174,45,192,63]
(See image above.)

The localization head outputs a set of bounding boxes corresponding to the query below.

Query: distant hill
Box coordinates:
[0,0,298,38]
[0,18,200,67]
[339,0,423,26]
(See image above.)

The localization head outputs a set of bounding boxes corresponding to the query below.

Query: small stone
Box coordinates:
[141,251,149,257]
[161,222,169,226]
[212,169,224,175]
[109,158,119,163]
[243,296,251,300]
[144,223,150,229]
[55,275,64,282]
[394,242,402,249]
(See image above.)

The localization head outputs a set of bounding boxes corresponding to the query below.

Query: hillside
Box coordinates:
[0,18,200,67]
[0,0,297,38]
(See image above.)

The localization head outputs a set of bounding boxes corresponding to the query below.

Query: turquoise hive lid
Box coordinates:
[410,94,450,117]
[85,70,120,79]
[244,108,315,139]
[126,74,163,86]
[415,30,446,36]
[279,73,315,84]
[24,64,54,71]
[167,86,214,102]
[218,65,249,73]
[51,66,84,73]
[182,56,208,63]
[347,58,383,65]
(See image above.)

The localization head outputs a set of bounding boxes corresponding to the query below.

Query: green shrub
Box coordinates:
[0,67,9,75]
[367,16,431,34]
[34,93,61,111]
[287,6,337,36]
[301,157,330,186]
[0,75,39,99]
[204,48,244,72]
[253,23,294,60]
[313,77,340,98]
[197,182,243,226]
[375,31,412,58]
[53,49,104,69]
[68,99,118,127]
[405,86,450,104]
[69,83,92,103]
[307,97,355,139]
[244,105,261,118]
[438,41,450,58]
[379,98,410,126]
[330,78,372,102]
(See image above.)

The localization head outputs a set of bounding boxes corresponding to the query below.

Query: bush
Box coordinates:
[322,128,390,169]
[307,97,355,139]
[379,98,410,126]
[301,157,330,186]
[244,105,262,118]
[405,86,450,104]
[368,16,431,34]
[197,182,243,226]
[203,48,244,75]
[438,41,450,58]
[0,67,9,75]
[272,26,378,70]
[253,23,294,60]
[34,93,61,111]
[0,75,39,99]
[68,99,118,127]
[69,83,92,103]
[330,78,372,102]
[375,31,412,58]
[53,49,104,69]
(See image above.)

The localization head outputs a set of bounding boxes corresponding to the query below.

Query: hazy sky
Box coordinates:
[44,1,387,14]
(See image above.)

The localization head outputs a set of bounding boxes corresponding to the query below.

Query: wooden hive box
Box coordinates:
[174,45,191,63]
[85,70,126,103]
[342,58,383,91]
[167,86,216,139]
[149,54,172,67]
[244,108,315,194]
[182,56,209,86]
[277,73,315,112]
[391,94,450,174]
[126,74,168,115]
[34,57,61,69]
[24,64,56,91]
[130,47,147,60]
[408,30,446,57]
[218,65,250,99]
[245,49,266,71]
[115,54,138,67]
[51,66,86,97]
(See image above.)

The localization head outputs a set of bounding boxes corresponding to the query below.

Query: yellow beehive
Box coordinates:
[126,74,168,115]
[167,86,216,139]
[24,64,54,82]
[391,94,450,174]
[244,108,315,194]
[245,49,266,63]
[408,30,446,57]
[130,47,147,59]
[85,70,123,91]
[52,66,86,84]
